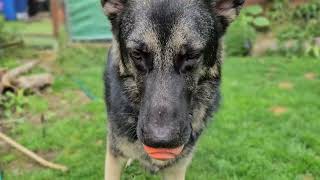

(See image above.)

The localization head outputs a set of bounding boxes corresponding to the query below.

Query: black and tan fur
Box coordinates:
[102,0,245,179]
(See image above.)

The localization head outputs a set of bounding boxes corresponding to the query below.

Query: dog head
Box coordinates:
[102,0,244,158]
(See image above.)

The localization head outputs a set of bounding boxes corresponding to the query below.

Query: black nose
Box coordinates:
[140,105,183,148]
[142,125,181,148]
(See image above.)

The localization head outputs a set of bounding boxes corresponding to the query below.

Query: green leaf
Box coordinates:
[313,47,320,58]
[244,16,254,23]
[244,5,263,16]
[253,17,271,28]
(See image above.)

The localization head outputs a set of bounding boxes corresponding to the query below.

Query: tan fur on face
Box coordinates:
[191,104,207,132]
[115,137,145,159]
[127,1,161,54]
[111,39,132,77]
[169,17,205,52]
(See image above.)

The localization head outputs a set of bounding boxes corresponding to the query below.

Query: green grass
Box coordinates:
[5,19,52,35]
[2,18,57,49]
[0,47,319,180]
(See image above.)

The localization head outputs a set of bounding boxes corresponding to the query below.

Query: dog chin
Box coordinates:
[150,158,173,166]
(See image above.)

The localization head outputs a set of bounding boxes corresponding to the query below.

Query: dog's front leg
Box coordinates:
[161,156,192,180]
[104,142,126,180]
[161,164,188,180]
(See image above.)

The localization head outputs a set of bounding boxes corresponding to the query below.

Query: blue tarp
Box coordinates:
[3,0,16,20]
[64,0,113,41]
[0,0,3,13]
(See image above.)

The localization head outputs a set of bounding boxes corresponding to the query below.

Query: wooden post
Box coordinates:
[50,0,59,38]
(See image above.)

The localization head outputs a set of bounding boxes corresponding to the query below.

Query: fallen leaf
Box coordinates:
[96,140,103,145]
[270,106,288,116]
[269,67,278,72]
[38,50,57,62]
[278,81,294,90]
[303,174,314,180]
[304,72,317,80]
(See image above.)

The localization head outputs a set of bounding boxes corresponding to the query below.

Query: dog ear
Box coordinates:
[213,0,245,24]
[101,0,126,20]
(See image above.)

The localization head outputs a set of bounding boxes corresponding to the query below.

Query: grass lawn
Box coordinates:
[0,46,319,180]
[2,17,57,49]
[4,18,52,35]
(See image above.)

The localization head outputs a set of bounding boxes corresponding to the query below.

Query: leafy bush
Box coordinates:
[293,1,320,21]
[224,5,272,56]
[268,0,291,22]
[253,17,270,28]
[245,5,263,16]
[242,5,271,30]
[268,0,320,58]
[225,14,256,56]
[0,90,28,118]
[276,19,320,58]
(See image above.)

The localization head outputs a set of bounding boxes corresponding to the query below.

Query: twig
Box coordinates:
[0,131,68,172]
[0,41,23,49]
[2,60,39,82]
[1,60,39,93]
[0,119,23,125]
[41,114,47,138]
[15,73,54,91]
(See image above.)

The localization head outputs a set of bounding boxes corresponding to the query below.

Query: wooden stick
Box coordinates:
[0,131,68,172]
[0,41,23,49]
[0,69,7,93]
[2,61,39,81]
[0,119,23,125]
[1,61,39,94]
[15,73,54,91]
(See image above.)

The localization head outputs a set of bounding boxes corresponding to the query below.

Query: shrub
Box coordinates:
[0,90,28,118]
[224,13,257,56]
[268,0,320,58]
[0,17,13,43]
[243,5,271,29]
[292,1,320,21]
[224,5,272,56]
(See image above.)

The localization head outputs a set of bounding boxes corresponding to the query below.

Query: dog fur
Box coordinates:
[102,0,245,179]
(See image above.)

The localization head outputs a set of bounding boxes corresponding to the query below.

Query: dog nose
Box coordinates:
[140,104,182,148]
[142,125,180,148]
[152,127,171,140]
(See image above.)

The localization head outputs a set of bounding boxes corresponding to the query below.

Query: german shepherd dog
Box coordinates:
[102,0,245,179]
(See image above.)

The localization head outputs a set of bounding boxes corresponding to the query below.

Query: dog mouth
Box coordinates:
[143,145,184,161]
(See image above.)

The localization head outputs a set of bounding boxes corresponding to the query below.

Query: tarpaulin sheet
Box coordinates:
[64,0,113,41]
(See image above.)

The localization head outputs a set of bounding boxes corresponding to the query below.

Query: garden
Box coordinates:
[0,0,319,179]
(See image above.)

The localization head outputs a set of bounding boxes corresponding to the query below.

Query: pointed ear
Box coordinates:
[101,0,126,20]
[213,0,245,24]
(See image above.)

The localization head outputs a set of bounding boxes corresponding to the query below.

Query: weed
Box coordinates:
[0,90,28,119]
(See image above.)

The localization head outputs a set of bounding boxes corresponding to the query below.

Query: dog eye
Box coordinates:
[175,51,201,74]
[130,50,143,60]
[186,52,201,60]
[187,53,201,60]
[129,49,153,73]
